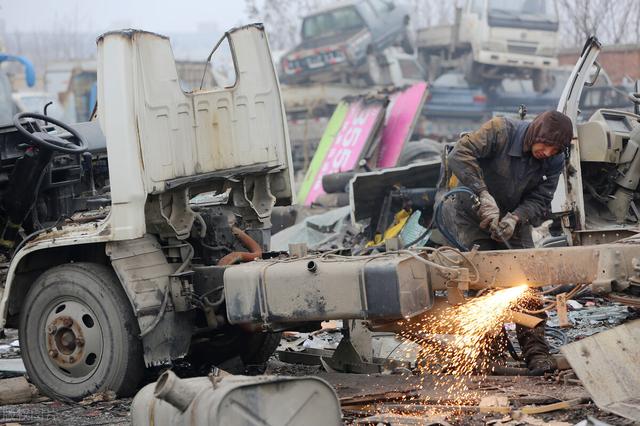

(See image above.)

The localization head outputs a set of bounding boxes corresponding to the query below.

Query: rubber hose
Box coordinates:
[433,186,476,251]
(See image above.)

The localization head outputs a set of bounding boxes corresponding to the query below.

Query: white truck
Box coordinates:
[2,21,639,405]
[416,0,559,90]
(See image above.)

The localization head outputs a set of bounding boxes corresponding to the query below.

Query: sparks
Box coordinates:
[400,285,536,404]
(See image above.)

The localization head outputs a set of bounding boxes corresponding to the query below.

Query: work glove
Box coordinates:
[476,190,500,230]
[492,212,519,241]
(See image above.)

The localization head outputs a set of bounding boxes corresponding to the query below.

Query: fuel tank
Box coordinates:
[224,253,434,325]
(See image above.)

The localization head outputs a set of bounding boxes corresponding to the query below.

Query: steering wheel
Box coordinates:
[13,112,88,154]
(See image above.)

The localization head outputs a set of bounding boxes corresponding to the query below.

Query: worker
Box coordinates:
[446,110,573,373]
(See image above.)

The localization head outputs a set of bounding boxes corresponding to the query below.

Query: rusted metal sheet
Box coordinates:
[428,242,640,292]
[470,247,601,288]
[561,319,640,421]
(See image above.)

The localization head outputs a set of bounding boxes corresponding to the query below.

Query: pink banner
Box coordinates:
[376,82,428,168]
[305,101,383,206]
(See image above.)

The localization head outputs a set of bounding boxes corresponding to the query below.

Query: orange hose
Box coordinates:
[217,226,262,266]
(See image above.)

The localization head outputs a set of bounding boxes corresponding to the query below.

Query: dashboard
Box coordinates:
[578,109,640,163]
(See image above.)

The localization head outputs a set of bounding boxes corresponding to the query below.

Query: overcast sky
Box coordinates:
[0,0,248,35]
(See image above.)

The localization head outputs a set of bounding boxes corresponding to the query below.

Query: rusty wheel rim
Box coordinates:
[42,299,104,383]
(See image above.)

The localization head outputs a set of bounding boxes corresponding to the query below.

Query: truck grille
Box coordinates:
[507,42,538,55]
[284,49,347,74]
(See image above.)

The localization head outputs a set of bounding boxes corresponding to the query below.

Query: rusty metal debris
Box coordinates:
[562,319,640,422]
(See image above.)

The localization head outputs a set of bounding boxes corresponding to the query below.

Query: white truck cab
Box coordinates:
[461,0,559,71]
[416,0,559,88]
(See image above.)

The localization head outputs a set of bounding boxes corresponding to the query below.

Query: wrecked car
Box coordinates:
[280,0,412,85]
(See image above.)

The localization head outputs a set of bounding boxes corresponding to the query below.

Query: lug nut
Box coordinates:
[48,350,58,358]
[69,356,75,363]
[76,338,85,347]
[63,318,73,327]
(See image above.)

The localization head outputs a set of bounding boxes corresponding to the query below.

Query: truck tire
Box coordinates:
[397,140,443,166]
[240,331,282,366]
[19,262,143,400]
[188,329,282,372]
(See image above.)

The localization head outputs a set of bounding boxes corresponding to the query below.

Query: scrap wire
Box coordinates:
[522,283,586,314]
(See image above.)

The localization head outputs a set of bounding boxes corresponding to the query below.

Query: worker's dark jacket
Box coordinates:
[445,117,564,248]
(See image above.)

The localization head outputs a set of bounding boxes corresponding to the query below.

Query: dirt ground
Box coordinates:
[0,300,637,425]
[0,355,635,425]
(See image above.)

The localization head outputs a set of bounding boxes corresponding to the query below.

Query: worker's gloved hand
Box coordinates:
[476,190,500,230]
[493,212,519,241]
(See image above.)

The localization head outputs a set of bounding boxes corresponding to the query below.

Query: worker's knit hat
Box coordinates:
[524,111,573,152]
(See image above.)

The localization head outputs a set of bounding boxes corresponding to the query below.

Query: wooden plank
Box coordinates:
[556,293,571,328]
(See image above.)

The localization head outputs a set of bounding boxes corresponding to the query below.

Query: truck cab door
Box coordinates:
[553,37,602,236]
[97,24,294,240]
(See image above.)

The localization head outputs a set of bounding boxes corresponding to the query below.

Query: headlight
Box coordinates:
[345,32,372,62]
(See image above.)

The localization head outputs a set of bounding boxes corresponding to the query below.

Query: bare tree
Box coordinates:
[405,0,456,29]
[558,0,640,47]
[245,0,332,51]
[245,0,456,51]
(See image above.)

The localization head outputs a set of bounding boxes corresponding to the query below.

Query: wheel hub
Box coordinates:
[44,301,103,380]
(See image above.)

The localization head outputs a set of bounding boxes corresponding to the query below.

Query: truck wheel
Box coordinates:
[19,263,143,400]
[397,140,443,166]
[240,331,282,366]
[188,329,282,372]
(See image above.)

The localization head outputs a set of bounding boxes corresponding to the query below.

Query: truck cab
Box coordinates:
[417,0,559,89]
[461,0,559,72]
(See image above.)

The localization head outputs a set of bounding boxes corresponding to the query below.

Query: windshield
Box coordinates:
[0,72,13,126]
[17,94,65,120]
[302,6,365,40]
[489,0,557,21]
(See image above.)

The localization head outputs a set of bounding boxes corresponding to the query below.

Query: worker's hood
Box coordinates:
[523,110,573,151]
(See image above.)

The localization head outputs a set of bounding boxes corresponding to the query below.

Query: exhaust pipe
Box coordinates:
[154,370,196,412]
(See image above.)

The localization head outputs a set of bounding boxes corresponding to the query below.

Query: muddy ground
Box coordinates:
[0,300,637,425]
[0,355,634,425]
